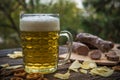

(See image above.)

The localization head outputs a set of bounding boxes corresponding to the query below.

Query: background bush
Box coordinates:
[0,0,119,49]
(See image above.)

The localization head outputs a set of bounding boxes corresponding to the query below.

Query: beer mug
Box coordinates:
[20,14,73,74]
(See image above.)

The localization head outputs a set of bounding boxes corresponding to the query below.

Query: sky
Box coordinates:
[26,0,84,9]
[73,0,84,8]
[40,0,84,9]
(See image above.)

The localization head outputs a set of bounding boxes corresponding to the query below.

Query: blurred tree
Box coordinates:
[0,0,21,48]
[81,0,120,43]
[0,0,81,49]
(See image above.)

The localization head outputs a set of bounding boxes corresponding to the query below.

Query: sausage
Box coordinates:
[72,42,89,56]
[76,33,114,52]
[89,50,102,60]
[105,51,119,61]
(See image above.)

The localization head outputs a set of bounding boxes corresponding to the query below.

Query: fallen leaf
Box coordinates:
[7,51,23,59]
[6,65,23,69]
[0,63,9,68]
[69,60,81,72]
[54,71,70,79]
[81,61,97,69]
[90,66,114,77]
[79,69,88,74]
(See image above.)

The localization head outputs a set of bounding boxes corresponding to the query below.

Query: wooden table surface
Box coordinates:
[0,47,120,80]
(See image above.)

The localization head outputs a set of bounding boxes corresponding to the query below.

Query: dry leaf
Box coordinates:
[69,60,81,72]
[7,51,23,59]
[81,61,97,69]
[79,69,88,74]
[90,66,114,77]
[6,65,23,69]
[0,63,9,68]
[54,71,70,79]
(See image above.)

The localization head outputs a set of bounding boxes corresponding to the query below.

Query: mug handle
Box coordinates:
[59,30,73,65]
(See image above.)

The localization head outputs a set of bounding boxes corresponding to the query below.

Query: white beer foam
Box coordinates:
[20,15,60,31]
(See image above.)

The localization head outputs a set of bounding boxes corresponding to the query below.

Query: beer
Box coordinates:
[20,15,60,73]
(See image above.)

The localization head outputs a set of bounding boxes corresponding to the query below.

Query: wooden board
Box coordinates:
[60,44,120,66]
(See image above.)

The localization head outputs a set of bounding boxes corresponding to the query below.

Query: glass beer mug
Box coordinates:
[20,14,73,74]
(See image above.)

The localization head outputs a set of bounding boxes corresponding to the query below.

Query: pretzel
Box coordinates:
[112,66,120,71]
[42,78,48,80]
[14,68,26,77]
[10,77,23,80]
[0,68,13,76]
[26,73,43,80]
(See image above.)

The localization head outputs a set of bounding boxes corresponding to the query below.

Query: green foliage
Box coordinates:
[81,0,120,42]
